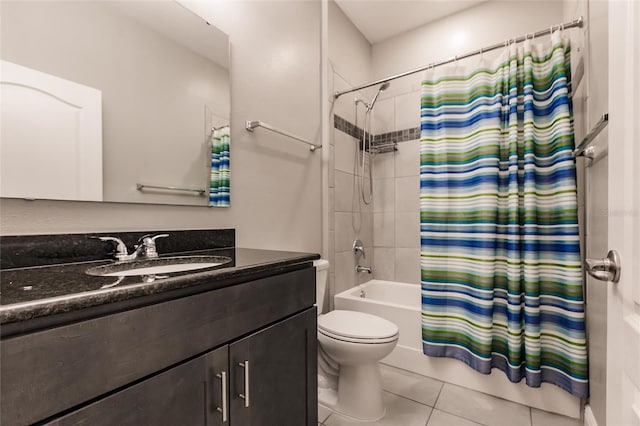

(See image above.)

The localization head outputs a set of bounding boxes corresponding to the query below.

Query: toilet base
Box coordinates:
[317,363,386,422]
[337,363,386,421]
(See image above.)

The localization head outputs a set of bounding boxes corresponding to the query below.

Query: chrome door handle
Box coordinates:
[215,371,228,422]
[585,250,621,283]
[238,361,250,408]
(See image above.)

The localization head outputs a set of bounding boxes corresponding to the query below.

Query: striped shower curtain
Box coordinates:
[420,32,587,398]
[209,126,230,207]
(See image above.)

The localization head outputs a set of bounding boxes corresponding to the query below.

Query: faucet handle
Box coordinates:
[353,239,365,259]
[139,233,170,243]
[137,233,169,258]
[95,236,129,260]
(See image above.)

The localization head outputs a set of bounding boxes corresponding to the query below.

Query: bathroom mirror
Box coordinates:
[0,0,230,207]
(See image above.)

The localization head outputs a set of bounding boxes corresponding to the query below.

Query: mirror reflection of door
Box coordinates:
[0,61,103,201]
[0,0,231,207]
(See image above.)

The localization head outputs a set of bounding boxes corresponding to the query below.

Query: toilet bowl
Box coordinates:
[314,260,399,422]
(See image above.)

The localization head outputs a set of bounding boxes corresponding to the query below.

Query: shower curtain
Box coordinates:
[420,31,587,398]
[209,126,230,207]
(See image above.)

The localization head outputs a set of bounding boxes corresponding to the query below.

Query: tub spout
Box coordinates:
[356,265,372,274]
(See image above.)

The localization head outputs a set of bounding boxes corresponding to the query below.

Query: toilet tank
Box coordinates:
[313,259,329,313]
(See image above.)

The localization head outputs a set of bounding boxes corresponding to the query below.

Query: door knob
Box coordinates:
[585,250,621,283]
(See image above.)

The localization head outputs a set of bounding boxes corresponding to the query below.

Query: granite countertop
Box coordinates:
[0,248,319,326]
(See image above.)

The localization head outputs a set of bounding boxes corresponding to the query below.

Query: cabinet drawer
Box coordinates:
[1,267,314,425]
[45,347,227,426]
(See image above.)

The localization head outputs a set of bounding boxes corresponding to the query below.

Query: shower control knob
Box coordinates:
[353,239,365,258]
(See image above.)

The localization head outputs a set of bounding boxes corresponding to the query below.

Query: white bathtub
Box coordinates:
[334,280,582,419]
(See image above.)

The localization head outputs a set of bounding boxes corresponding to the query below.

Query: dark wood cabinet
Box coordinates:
[229,308,317,426]
[47,347,224,426]
[1,267,317,426]
[45,308,317,426]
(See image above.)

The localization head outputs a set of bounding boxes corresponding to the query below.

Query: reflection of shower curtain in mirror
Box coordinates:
[209,126,230,207]
[420,32,587,398]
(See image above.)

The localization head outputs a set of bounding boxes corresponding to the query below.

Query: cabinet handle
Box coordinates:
[215,371,228,422]
[238,361,250,408]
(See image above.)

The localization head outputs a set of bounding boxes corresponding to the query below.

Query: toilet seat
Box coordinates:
[318,328,398,344]
[318,310,398,344]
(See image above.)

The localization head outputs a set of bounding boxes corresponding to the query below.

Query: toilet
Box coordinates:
[314,259,399,422]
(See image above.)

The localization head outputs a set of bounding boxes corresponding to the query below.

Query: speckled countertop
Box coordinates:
[0,248,319,326]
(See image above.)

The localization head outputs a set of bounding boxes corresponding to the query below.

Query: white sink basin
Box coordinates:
[86,255,232,277]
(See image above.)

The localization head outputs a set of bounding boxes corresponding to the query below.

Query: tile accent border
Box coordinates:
[334,114,420,145]
[375,127,421,144]
[334,114,366,141]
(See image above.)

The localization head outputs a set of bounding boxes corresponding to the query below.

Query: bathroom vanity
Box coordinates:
[0,230,318,425]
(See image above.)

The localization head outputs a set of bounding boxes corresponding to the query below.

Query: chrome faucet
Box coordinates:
[133,234,169,259]
[356,265,372,274]
[98,233,169,262]
[353,239,373,274]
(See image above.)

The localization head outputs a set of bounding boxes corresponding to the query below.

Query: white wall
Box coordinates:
[372,1,564,87]
[0,1,322,254]
[328,0,371,88]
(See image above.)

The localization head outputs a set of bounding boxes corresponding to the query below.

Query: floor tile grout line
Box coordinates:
[382,388,438,408]
[424,382,445,425]
[424,406,434,425]
[323,413,332,425]
[432,381,445,409]
[432,406,491,426]
[529,406,534,426]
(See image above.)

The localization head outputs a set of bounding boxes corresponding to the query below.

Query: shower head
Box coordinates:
[366,82,390,112]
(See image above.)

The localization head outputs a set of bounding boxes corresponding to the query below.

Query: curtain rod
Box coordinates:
[334,16,583,99]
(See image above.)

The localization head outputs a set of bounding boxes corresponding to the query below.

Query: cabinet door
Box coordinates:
[46,346,229,426]
[230,308,317,426]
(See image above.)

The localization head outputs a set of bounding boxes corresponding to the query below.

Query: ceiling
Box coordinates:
[334,0,487,44]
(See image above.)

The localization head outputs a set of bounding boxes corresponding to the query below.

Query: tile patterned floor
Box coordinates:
[318,364,583,426]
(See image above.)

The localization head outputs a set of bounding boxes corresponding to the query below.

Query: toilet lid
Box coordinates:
[317,310,398,340]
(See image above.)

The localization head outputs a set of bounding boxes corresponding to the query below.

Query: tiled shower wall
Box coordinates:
[330,66,425,298]
[326,0,374,310]
[370,97,422,285]
[332,111,374,296]
[327,74,376,309]
[332,83,424,287]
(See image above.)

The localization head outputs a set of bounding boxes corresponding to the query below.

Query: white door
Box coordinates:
[607,1,640,425]
[0,60,103,201]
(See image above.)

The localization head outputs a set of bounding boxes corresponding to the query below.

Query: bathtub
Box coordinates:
[334,280,582,419]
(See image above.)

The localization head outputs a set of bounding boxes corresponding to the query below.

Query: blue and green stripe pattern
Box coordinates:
[210,126,230,207]
[420,32,587,398]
